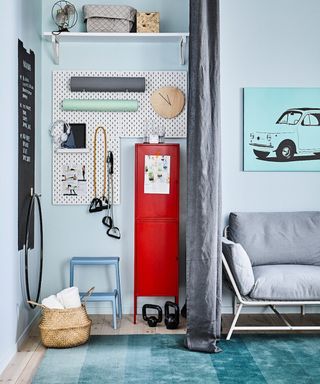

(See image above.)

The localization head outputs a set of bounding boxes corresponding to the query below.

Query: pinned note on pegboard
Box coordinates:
[52,70,187,205]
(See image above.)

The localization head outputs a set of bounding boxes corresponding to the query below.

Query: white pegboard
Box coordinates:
[52,70,187,205]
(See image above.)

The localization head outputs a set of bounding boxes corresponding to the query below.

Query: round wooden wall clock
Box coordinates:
[150,87,185,119]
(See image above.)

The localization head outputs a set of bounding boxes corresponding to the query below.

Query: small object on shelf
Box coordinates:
[142,304,163,327]
[151,86,185,119]
[143,119,166,144]
[70,77,146,93]
[164,301,179,329]
[52,1,78,33]
[62,99,139,112]
[137,12,160,33]
[143,119,155,143]
[49,119,71,151]
[149,134,159,144]
[83,5,136,33]
[158,126,166,143]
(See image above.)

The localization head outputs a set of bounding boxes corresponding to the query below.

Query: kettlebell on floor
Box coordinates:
[164,301,179,330]
[142,304,162,327]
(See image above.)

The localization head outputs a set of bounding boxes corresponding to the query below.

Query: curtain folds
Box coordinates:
[185,0,222,353]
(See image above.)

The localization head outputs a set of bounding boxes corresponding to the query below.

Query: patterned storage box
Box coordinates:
[83,5,136,33]
[137,12,160,33]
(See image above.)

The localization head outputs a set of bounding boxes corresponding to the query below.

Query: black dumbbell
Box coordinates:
[164,301,179,330]
[142,304,163,327]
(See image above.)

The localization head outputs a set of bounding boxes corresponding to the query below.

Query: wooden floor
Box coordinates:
[1,313,320,383]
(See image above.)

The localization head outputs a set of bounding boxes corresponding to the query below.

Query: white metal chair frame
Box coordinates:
[223,226,320,340]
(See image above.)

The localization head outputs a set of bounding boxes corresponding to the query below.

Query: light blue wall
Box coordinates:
[3,0,320,371]
[40,0,320,319]
[41,0,189,314]
[0,0,42,373]
[220,0,320,312]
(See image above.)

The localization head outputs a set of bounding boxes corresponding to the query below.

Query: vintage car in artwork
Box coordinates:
[249,108,320,161]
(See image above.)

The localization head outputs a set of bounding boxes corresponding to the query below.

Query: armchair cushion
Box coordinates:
[250,264,320,300]
[228,211,320,266]
[222,237,255,296]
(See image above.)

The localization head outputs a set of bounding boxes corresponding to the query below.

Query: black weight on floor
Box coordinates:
[164,301,179,329]
[142,304,163,327]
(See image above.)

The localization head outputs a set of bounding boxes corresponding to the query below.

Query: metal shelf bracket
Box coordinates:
[179,35,187,65]
[51,35,60,65]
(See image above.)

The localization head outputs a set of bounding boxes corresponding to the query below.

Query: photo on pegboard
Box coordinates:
[61,164,87,197]
[61,123,87,150]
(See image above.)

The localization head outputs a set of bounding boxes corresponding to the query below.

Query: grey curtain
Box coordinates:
[185,0,222,353]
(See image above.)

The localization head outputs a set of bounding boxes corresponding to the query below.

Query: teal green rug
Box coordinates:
[33,334,320,383]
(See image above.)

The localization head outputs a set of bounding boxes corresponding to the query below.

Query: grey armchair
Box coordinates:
[223,211,320,339]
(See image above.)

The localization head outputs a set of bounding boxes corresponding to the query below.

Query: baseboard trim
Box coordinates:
[17,310,40,349]
[0,310,40,376]
[0,344,17,376]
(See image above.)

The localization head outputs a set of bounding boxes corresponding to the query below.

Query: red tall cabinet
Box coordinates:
[134,144,179,323]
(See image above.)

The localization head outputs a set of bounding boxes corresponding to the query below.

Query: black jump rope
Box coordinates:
[89,126,121,239]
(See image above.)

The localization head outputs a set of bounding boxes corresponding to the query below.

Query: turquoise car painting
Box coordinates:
[249,108,320,161]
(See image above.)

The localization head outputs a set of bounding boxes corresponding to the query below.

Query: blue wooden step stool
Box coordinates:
[70,257,122,329]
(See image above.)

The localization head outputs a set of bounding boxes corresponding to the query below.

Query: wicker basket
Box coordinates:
[137,12,160,33]
[28,288,93,348]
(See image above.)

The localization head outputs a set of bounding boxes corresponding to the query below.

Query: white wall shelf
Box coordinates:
[43,32,189,66]
[56,148,89,154]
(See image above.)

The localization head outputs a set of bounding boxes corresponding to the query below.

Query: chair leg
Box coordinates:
[301,305,305,316]
[70,262,74,287]
[112,299,117,330]
[116,291,120,319]
[116,264,122,319]
[233,295,238,315]
[118,295,122,320]
[226,303,243,340]
[134,296,137,324]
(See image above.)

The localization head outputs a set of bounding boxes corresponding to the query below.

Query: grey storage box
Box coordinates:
[83,5,136,33]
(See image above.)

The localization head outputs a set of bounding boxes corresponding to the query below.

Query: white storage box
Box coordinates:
[83,4,136,33]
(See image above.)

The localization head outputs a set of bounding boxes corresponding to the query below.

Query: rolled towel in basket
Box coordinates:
[42,295,64,309]
[57,286,82,309]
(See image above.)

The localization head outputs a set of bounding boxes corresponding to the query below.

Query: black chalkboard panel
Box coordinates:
[18,40,35,250]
